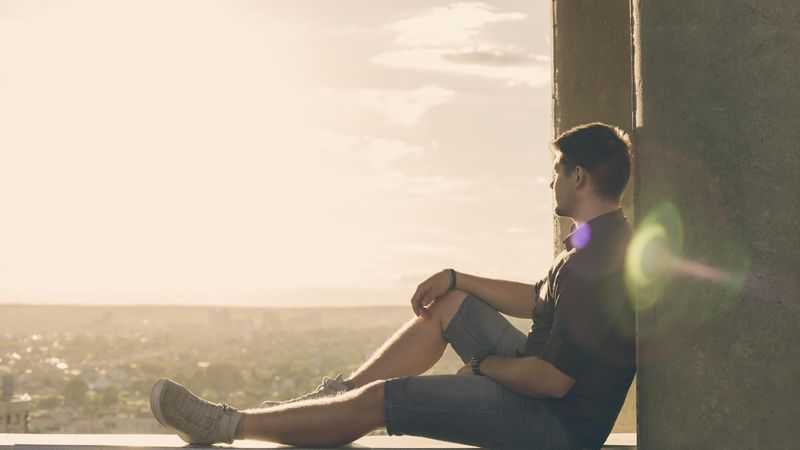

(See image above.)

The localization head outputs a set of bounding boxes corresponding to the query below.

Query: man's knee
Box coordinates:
[430,289,469,332]
[361,380,385,404]
[355,380,386,427]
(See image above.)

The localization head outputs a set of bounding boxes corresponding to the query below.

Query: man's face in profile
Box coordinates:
[550,155,574,218]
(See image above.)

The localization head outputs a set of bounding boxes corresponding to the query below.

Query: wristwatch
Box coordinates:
[469,349,492,376]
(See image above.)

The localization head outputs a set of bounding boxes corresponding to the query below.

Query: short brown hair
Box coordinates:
[552,123,632,201]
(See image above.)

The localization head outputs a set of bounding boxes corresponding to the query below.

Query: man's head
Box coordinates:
[549,123,632,219]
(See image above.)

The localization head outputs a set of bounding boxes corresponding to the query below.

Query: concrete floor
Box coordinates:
[0,433,637,449]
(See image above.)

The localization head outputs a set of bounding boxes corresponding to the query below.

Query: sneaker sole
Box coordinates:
[150,379,193,444]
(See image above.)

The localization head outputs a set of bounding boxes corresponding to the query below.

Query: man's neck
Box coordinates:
[571,202,621,227]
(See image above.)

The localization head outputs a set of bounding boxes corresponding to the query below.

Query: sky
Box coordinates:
[0,0,555,307]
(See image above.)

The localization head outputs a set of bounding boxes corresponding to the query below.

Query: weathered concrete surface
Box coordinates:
[552,0,634,136]
[551,0,636,433]
[633,1,800,448]
[0,433,638,449]
[0,433,476,449]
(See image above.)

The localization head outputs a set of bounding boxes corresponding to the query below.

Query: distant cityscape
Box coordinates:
[2,304,528,434]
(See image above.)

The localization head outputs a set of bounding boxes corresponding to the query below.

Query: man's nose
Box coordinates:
[549,180,554,189]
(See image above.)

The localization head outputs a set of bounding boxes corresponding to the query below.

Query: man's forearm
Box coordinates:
[478,355,566,399]
[455,271,535,319]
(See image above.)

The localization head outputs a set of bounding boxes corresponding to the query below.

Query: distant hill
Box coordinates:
[0,303,532,335]
[0,304,402,335]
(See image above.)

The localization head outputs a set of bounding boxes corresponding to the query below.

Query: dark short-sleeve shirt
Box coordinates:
[519,209,636,450]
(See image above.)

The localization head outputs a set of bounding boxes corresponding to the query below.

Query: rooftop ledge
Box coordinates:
[0,433,636,449]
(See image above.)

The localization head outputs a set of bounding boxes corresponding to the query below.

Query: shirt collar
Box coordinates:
[563,208,627,251]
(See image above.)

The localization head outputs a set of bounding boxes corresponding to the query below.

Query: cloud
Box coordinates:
[372,172,472,196]
[442,48,548,67]
[372,48,549,87]
[356,86,455,127]
[359,137,424,167]
[302,131,472,196]
[373,3,549,87]
[305,129,424,169]
[387,2,526,47]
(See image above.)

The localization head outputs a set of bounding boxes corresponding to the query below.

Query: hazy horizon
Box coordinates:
[0,1,555,307]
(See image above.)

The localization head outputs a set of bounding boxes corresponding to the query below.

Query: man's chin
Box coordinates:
[554,207,569,218]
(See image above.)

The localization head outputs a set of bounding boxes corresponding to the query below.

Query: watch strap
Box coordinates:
[445,268,456,291]
[470,349,491,375]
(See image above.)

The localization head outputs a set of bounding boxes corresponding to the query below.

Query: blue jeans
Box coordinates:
[383,294,577,449]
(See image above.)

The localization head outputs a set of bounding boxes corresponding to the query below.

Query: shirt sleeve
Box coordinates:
[538,267,596,379]
[533,276,547,299]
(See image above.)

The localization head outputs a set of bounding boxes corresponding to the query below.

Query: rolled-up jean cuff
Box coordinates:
[383,378,398,437]
[382,374,574,449]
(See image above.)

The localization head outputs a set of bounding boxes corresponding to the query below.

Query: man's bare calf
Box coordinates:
[241,380,387,447]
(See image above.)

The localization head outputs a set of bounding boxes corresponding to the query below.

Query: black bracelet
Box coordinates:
[470,349,491,376]
[445,268,456,290]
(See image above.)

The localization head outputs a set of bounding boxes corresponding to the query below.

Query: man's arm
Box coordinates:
[454,271,537,319]
[410,270,540,319]
[478,355,576,398]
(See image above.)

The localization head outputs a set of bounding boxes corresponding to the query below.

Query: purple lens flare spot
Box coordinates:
[572,223,592,249]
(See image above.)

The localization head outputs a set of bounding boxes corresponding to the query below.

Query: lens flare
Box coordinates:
[625,202,683,309]
[670,258,736,285]
[626,202,750,313]
[571,223,592,249]
[627,224,671,285]
[626,146,753,364]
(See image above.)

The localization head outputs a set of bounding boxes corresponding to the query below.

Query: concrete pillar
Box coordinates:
[633,1,800,447]
[551,0,636,433]
[551,0,635,247]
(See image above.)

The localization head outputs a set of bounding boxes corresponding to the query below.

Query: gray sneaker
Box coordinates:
[258,373,354,408]
[150,378,242,445]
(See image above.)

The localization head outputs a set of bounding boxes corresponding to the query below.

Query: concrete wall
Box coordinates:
[633,1,800,448]
[550,0,636,433]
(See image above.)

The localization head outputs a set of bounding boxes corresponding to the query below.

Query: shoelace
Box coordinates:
[288,376,341,402]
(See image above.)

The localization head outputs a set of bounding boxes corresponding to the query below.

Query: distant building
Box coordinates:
[1,374,31,433]
[27,411,59,433]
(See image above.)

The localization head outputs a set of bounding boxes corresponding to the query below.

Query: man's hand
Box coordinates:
[456,363,476,376]
[410,270,452,319]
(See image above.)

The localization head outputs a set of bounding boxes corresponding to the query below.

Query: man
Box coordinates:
[150,122,635,450]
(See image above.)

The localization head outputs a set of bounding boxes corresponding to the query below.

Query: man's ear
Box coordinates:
[573,165,587,188]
